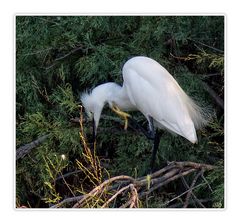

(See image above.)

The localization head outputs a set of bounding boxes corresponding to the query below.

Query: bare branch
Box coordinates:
[162,182,207,207]
[168,199,210,208]
[181,175,205,208]
[201,81,224,109]
[70,161,215,208]
[73,175,135,208]
[173,161,215,170]
[183,169,204,208]
[187,38,224,53]
[129,184,139,208]
[101,185,131,208]
[45,45,85,70]
[16,134,49,160]
[51,195,84,208]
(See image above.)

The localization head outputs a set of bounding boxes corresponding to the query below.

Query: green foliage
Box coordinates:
[42,154,68,204]
[16,16,224,208]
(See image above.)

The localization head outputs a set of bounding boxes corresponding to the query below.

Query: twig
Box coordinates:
[55,170,83,181]
[119,199,132,208]
[187,38,224,53]
[137,162,176,181]
[137,168,180,187]
[201,172,214,192]
[173,161,215,170]
[22,47,53,56]
[51,195,84,208]
[73,175,135,208]
[59,171,76,198]
[168,199,210,208]
[201,81,224,109]
[129,184,139,208]
[183,169,204,208]
[140,168,196,198]
[162,182,206,207]
[54,46,84,62]
[16,134,49,160]
[119,185,139,208]
[71,161,215,208]
[181,175,205,208]
[101,185,131,208]
[45,45,84,70]
[202,73,221,78]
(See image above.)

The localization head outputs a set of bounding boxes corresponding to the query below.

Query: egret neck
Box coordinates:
[81,82,136,136]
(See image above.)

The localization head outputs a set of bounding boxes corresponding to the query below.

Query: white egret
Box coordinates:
[81,56,207,170]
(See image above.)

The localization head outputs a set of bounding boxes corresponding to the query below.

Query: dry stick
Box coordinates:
[91,184,109,208]
[136,162,176,181]
[150,168,180,186]
[173,161,215,170]
[162,182,207,207]
[183,169,204,208]
[16,134,49,160]
[101,185,131,208]
[201,172,213,192]
[102,184,139,208]
[187,38,224,53]
[55,170,83,181]
[72,162,215,208]
[201,81,224,109]
[22,47,53,56]
[51,195,84,208]
[119,185,139,209]
[168,199,210,208]
[140,168,196,198]
[59,171,76,198]
[129,184,139,208]
[119,168,182,208]
[119,199,132,208]
[202,73,221,78]
[73,175,135,208]
[136,168,180,187]
[181,175,205,208]
[112,183,123,208]
[122,189,139,208]
[45,46,84,70]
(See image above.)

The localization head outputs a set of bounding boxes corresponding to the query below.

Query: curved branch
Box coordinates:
[16,134,49,160]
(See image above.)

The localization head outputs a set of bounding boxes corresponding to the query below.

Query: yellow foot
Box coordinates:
[111,105,131,130]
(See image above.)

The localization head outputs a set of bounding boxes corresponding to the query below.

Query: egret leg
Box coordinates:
[118,115,162,172]
[147,116,154,134]
[127,117,155,140]
[126,116,163,171]
[92,117,96,143]
[150,129,163,172]
[111,105,131,130]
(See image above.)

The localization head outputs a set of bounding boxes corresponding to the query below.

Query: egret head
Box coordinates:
[81,82,129,140]
[81,91,104,138]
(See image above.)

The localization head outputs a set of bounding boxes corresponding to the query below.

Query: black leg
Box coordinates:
[91,118,96,152]
[125,116,163,172]
[128,117,155,140]
[147,116,154,135]
[150,130,163,172]
[92,118,96,142]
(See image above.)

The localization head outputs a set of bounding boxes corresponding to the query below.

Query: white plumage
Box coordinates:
[81,56,207,143]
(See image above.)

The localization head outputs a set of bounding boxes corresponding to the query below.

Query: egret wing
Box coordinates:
[122,57,197,143]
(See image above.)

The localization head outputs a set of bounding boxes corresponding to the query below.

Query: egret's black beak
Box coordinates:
[92,117,96,144]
